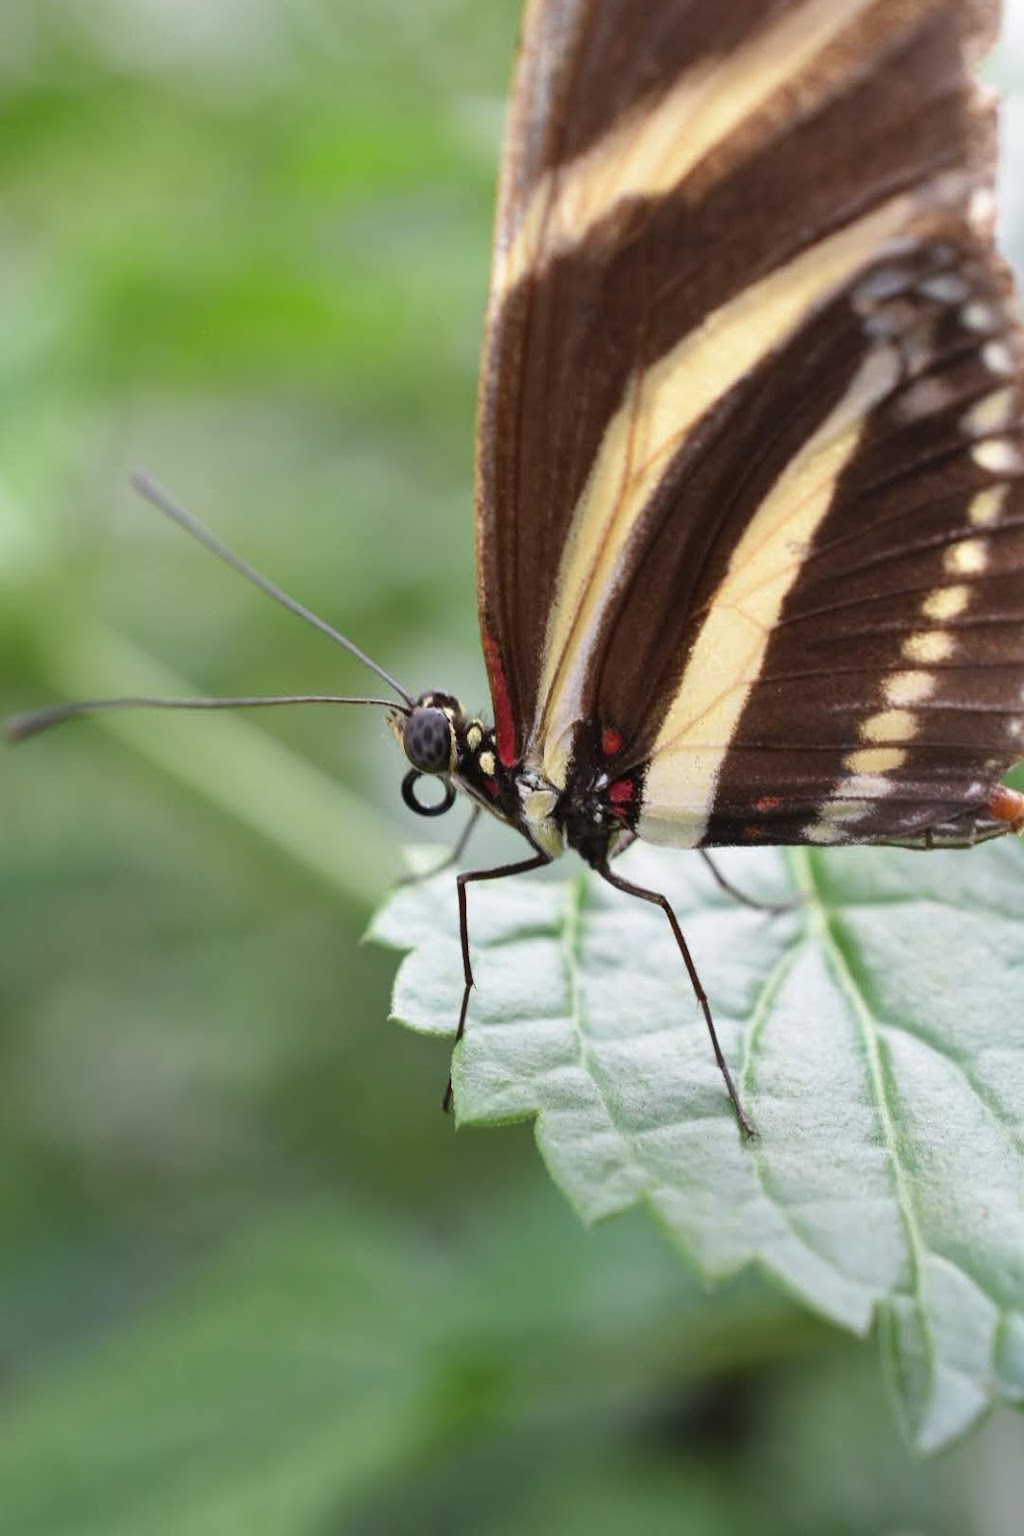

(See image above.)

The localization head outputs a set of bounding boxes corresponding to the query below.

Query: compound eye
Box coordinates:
[402,706,453,774]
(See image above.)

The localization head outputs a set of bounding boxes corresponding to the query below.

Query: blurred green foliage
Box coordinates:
[2,2,1024,1531]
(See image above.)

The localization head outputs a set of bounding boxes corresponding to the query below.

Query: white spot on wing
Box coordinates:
[968,186,997,232]
[803,822,847,844]
[843,774,902,800]
[853,265,914,311]
[982,340,1017,377]
[903,630,955,663]
[922,585,970,621]
[864,299,920,339]
[944,537,989,576]
[972,439,1024,474]
[845,746,908,774]
[884,670,935,706]
[961,301,1001,333]
[895,376,953,421]
[919,273,969,303]
[860,708,917,745]
[968,485,1008,526]
[962,387,1017,436]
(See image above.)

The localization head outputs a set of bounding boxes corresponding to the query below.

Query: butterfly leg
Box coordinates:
[597,861,755,1139]
[698,850,797,915]
[443,850,551,1113]
[395,805,482,889]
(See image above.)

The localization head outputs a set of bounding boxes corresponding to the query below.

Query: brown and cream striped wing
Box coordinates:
[475,0,1024,848]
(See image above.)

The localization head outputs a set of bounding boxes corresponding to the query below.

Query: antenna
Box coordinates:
[6,472,419,744]
[7,693,405,744]
[129,472,414,706]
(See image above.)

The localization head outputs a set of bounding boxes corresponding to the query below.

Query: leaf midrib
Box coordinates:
[791,846,943,1430]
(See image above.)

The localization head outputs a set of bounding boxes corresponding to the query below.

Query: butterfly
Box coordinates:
[10,0,1024,1136]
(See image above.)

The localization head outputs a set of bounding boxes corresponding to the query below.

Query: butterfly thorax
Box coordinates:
[507,751,646,866]
[549,729,648,867]
[510,727,649,866]
[393,693,650,866]
[486,709,650,864]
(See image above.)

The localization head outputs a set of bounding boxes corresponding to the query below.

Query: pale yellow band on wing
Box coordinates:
[637,345,900,848]
[497,0,882,298]
[532,187,947,787]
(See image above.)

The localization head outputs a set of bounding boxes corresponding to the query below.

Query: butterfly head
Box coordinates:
[398,692,460,777]
[389,690,519,827]
[388,691,462,820]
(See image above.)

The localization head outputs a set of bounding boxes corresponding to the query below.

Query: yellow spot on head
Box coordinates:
[902,630,955,663]
[478,750,496,777]
[466,724,483,751]
[386,708,407,749]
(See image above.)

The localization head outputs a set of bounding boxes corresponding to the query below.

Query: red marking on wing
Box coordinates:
[754,795,782,814]
[482,631,517,767]
[484,778,501,800]
[608,777,635,805]
[988,785,1024,828]
[601,725,624,757]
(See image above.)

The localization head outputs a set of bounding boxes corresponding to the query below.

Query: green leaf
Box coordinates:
[372,838,1024,1454]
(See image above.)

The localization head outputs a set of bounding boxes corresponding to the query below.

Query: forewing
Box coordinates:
[474,0,1023,851]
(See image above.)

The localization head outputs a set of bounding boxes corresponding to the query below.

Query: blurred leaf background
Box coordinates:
[2,2,1024,1531]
